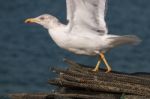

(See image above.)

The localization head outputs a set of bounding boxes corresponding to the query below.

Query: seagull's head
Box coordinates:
[25,14,59,29]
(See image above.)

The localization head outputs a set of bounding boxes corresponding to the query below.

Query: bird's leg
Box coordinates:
[92,55,101,72]
[100,52,112,73]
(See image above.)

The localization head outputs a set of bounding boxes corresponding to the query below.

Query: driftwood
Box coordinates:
[10,58,150,99]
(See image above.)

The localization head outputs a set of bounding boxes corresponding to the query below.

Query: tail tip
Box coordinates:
[126,35,142,45]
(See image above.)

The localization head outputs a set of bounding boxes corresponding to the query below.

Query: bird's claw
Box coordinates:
[92,68,99,72]
[105,68,111,73]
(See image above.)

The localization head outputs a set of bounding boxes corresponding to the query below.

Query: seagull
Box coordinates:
[25,0,141,72]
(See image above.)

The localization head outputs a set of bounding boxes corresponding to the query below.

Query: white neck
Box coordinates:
[48,21,68,48]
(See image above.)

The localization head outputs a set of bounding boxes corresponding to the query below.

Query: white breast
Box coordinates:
[48,28,69,49]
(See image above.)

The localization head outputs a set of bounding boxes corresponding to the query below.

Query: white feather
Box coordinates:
[66,0,108,34]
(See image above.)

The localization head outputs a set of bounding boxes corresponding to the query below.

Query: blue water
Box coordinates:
[0,0,150,95]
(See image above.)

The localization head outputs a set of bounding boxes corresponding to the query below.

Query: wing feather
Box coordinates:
[66,0,108,34]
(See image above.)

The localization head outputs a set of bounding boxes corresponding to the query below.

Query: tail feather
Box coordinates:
[109,35,141,48]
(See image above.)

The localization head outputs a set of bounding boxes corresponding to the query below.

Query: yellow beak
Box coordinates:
[25,18,40,23]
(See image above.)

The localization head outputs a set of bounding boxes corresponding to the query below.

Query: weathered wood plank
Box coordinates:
[9,59,150,99]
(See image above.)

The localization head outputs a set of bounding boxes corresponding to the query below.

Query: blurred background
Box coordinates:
[0,0,149,95]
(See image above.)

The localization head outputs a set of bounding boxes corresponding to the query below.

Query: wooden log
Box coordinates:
[9,93,150,99]
[9,58,150,99]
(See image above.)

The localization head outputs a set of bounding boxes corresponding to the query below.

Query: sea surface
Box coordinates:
[0,0,150,97]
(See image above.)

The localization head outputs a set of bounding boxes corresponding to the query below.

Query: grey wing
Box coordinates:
[66,0,108,34]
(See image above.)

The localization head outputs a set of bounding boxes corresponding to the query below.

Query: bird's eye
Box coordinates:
[40,17,45,20]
